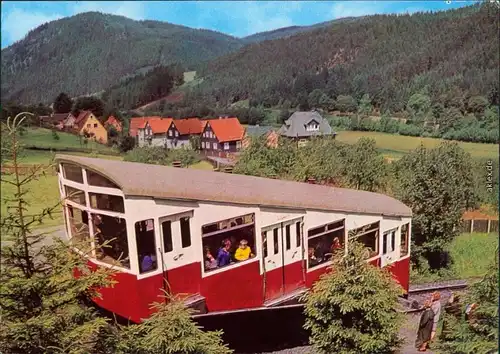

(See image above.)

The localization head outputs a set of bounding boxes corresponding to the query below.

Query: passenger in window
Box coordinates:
[141,252,157,272]
[204,246,218,270]
[308,247,319,267]
[216,239,232,267]
[235,239,254,261]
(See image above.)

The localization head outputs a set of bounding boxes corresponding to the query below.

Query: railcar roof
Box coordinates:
[55,154,412,218]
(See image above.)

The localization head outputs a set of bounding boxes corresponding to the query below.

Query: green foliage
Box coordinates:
[73,96,105,118]
[53,92,73,113]
[339,137,386,191]
[301,241,404,354]
[0,113,116,354]
[115,294,233,354]
[52,129,60,140]
[406,92,432,124]
[467,95,489,116]
[124,146,200,167]
[439,258,499,354]
[189,134,201,151]
[358,94,372,116]
[335,95,357,112]
[118,136,137,153]
[393,142,478,269]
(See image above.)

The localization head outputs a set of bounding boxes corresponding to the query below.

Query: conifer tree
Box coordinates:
[53,92,73,113]
[0,112,116,353]
[301,240,404,354]
[115,293,233,354]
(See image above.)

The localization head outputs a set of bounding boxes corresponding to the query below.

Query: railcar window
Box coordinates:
[285,225,291,250]
[67,206,90,247]
[180,217,191,248]
[135,219,157,274]
[86,170,120,189]
[262,231,268,258]
[201,213,256,272]
[89,193,125,213]
[162,221,173,253]
[273,228,279,255]
[349,221,379,259]
[383,232,388,254]
[65,185,86,206]
[92,213,130,269]
[296,222,301,247]
[307,219,345,269]
[391,230,396,252]
[62,163,84,183]
[400,224,409,257]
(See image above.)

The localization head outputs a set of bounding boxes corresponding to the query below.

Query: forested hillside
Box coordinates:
[1,12,243,104]
[195,4,499,113]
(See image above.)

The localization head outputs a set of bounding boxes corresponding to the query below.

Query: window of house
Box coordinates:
[168,130,172,136]
[62,163,84,183]
[180,216,191,248]
[224,142,229,150]
[296,221,301,247]
[92,213,129,269]
[94,123,98,128]
[400,224,409,257]
[201,141,205,149]
[86,170,120,189]
[236,141,242,149]
[65,185,86,205]
[307,219,345,269]
[135,219,157,274]
[213,142,217,150]
[89,193,125,213]
[67,205,90,247]
[162,220,173,253]
[349,221,380,259]
[175,131,179,137]
[201,213,256,272]
[87,124,91,128]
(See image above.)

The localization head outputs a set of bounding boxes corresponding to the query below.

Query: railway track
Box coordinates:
[402,279,469,313]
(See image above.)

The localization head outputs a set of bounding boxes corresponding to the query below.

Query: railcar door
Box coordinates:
[380,228,398,268]
[262,225,284,302]
[282,218,305,293]
[158,211,199,294]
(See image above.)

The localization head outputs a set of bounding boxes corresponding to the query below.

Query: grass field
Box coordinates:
[335,131,499,160]
[411,232,498,284]
[20,127,115,153]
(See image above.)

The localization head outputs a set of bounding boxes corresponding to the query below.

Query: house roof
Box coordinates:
[75,111,93,130]
[55,154,412,218]
[278,111,334,138]
[105,116,122,131]
[53,113,73,121]
[206,117,245,143]
[129,116,162,136]
[147,117,173,134]
[245,125,274,137]
[173,118,203,135]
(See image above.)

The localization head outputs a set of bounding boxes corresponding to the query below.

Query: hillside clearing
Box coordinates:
[183,71,196,83]
[335,131,498,160]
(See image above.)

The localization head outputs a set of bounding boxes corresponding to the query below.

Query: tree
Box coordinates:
[339,137,386,192]
[406,92,432,124]
[301,241,404,354]
[73,96,105,117]
[467,96,489,116]
[393,142,477,269]
[0,113,116,353]
[53,92,73,113]
[308,89,324,109]
[279,109,290,124]
[116,293,233,354]
[439,258,498,354]
[358,94,372,116]
[335,95,357,112]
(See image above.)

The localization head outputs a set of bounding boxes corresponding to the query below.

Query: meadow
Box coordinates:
[411,232,498,284]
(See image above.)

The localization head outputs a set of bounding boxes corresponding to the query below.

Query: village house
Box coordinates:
[136,117,173,147]
[278,111,336,146]
[40,112,76,130]
[75,111,108,144]
[242,125,280,149]
[104,115,123,133]
[200,117,245,157]
[167,117,203,149]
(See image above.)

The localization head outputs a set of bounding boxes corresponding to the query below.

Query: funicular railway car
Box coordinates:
[55,154,412,323]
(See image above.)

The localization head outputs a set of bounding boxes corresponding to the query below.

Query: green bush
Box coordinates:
[124,146,200,167]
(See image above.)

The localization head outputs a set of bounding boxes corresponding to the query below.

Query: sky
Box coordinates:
[1,0,478,49]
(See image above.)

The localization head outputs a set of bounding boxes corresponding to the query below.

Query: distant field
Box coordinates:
[15,150,124,165]
[189,160,213,170]
[183,71,196,83]
[20,127,115,152]
[335,131,499,160]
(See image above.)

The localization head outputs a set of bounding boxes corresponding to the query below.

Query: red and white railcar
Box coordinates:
[55,154,412,323]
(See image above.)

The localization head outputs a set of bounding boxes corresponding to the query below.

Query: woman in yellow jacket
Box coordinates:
[234,239,254,261]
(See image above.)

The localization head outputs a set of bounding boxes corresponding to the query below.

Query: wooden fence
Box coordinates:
[460,210,499,234]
